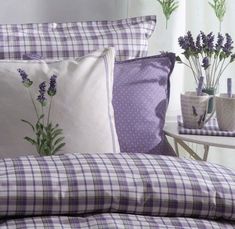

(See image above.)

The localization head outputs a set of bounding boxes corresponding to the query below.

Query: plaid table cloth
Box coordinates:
[0,15,156,61]
[178,115,235,136]
[0,153,235,228]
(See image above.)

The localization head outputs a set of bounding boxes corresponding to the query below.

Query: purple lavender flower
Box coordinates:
[187,31,196,51]
[202,57,210,70]
[17,68,27,81]
[223,33,234,55]
[178,31,235,89]
[196,34,202,52]
[200,31,207,49]
[47,75,57,97]
[206,32,214,52]
[17,68,33,87]
[200,32,214,54]
[215,33,224,52]
[178,36,189,50]
[37,81,47,105]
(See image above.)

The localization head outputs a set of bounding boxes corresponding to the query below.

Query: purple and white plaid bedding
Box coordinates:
[0,16,156,61]
[0,153,235,228]
[0,214,234,229]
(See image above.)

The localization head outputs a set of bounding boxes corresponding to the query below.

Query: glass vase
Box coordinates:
[202,87,217,113]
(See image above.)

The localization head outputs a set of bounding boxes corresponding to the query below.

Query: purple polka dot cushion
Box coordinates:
[113,53,176,156]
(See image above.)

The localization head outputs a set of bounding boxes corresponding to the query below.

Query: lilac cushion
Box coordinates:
[113,53,176,156]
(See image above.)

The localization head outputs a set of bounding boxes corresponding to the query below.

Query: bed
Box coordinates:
[0,153,235,228]
[0,1,235,228]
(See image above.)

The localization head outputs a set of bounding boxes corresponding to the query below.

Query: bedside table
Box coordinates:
[164,122,235,161]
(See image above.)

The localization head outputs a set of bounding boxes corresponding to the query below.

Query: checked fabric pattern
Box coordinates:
[0,214,234,229]
[0,16,156,61]
[178,115,235,136]
[0,152,235,224]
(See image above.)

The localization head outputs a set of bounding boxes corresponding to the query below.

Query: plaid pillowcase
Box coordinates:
[0,16,156,61]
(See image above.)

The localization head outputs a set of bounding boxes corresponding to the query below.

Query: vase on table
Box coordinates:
[181,92,215,129]
[176,31,235,115]
[216,94,235,131]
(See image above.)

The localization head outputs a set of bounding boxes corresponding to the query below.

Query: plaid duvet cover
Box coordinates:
[0,214,234,229]
[0,153,234,228]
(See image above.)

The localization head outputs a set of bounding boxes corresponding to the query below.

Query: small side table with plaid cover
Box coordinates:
[164,122,235,161]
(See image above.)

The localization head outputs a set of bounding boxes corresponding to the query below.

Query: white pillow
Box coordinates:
[0,48,120,158]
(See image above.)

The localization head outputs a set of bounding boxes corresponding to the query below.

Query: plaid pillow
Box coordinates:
[0,16,156,61]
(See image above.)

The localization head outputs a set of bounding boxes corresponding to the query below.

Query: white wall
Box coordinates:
[0,0,128,23]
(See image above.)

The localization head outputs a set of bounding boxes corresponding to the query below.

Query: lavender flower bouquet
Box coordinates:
[18,69,65,156]
[177,31,235,90]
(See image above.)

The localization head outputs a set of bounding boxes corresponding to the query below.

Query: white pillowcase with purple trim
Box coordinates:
[0,48,120,158]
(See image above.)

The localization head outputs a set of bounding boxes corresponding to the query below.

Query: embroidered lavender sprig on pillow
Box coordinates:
[17,69,65,156]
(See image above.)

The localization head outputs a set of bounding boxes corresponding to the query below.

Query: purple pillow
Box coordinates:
[113,53,176,156]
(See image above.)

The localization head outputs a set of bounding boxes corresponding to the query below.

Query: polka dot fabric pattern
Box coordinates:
[113,53,176,156]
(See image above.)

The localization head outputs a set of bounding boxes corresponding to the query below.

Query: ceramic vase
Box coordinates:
[181,92,215,129]
[215,94,235,131]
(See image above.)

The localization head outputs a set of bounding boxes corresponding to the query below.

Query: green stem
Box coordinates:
[197,57,203,77]
[36,137,40,154]
[181,58,198,85]
[36,118,41,155]
[198,53,207,87]
[191,57,199,75]
[207,68,212,88]
[180,61,193,69]
[190,56,201,82]
[212,58,225,88]
[210,54,217,86]
[41,105,44,126]
[208,57,212,87]
[47,97,53,126]
[28,89,39,119]
[214,61,230,86]
[188,59,198,84]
